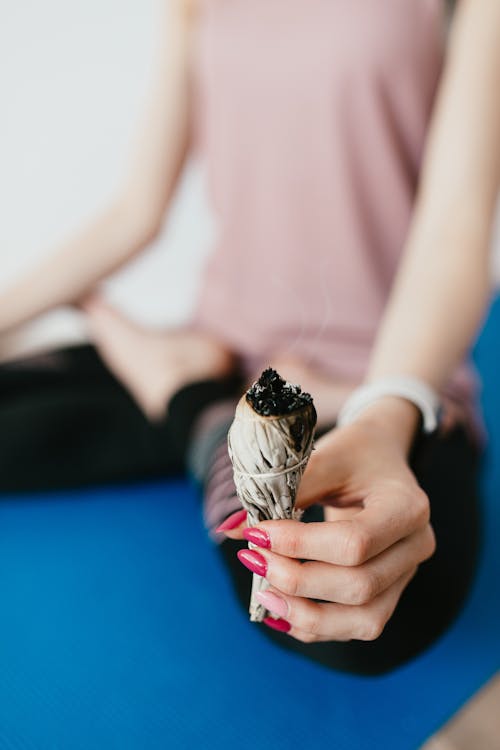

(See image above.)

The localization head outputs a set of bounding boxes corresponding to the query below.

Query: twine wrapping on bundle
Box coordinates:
[227,369,317,622]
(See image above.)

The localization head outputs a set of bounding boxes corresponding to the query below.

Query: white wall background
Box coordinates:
[1,0,499,360]
[0,0,214,360]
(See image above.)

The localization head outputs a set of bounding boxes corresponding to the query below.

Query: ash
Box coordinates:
[246,368,313,417]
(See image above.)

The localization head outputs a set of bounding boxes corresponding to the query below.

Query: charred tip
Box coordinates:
[245,367,314,417]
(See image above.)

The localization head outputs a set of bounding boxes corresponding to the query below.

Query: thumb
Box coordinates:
[296,434,345,509]
[296,424,359,509]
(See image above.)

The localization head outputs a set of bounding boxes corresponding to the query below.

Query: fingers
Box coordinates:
[241,525,435,603]
[351,483,431,562]
[283,569,417,643]
[252,484,430,565]
[215,509,247,540]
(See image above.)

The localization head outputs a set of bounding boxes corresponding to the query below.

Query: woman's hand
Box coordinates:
[219,398,436,643]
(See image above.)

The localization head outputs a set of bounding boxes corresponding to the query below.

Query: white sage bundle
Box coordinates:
[227,368,317,622]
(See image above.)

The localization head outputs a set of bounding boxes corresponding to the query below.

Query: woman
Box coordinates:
[1,0,499,673]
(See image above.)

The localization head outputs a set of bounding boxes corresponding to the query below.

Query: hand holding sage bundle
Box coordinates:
[227,368,317,622]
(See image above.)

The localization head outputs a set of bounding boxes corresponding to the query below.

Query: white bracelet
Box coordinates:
[337,376,441,434]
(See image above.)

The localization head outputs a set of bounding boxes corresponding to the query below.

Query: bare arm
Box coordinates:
[0,0,194,335]
[366,0,500,442]
[219,1,500,647]
[219,1,500,646]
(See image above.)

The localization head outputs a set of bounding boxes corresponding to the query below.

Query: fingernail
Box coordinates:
[256,590,289,618]
[243,527,271,549]
[263,617,291,633]
[237,549,267,577]
[215,509,247,533]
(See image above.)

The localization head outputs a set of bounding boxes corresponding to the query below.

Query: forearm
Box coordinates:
[349,222,491,461]
[0,198,157,334]
[0,0,193,336]
[367,217,492,391]
[368,0,500,392]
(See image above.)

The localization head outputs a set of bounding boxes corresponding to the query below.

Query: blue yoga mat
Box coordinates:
[0,298,499,750]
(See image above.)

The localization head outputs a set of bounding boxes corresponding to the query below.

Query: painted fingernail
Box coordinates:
[256,590,289,618]
[237,549,267,577]
[242,527,271,549]
[215,509,248,533]
[263,617,291,633]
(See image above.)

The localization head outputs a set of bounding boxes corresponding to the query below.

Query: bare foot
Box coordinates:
[263,356,358,428]
[83,297,235,420]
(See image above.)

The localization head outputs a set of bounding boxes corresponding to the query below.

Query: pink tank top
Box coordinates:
[191,0,477,416]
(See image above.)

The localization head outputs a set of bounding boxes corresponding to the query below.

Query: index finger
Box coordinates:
[253,486,430,565]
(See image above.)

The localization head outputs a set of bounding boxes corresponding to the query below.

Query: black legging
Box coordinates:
[0,344,239,492]
[0,344,481,675]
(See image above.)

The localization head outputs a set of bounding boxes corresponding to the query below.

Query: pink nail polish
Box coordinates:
[215,509,247,533]
[243,527,271,549]
[263,617,291,633]
[255,590,288,618]
[237,549,267,577]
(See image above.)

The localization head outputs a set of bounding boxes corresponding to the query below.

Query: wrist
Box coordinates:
[337,375,440,456]
[350,396,421,457]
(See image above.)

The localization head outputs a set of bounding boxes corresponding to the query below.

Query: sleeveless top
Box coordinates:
[191,0,478,421]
